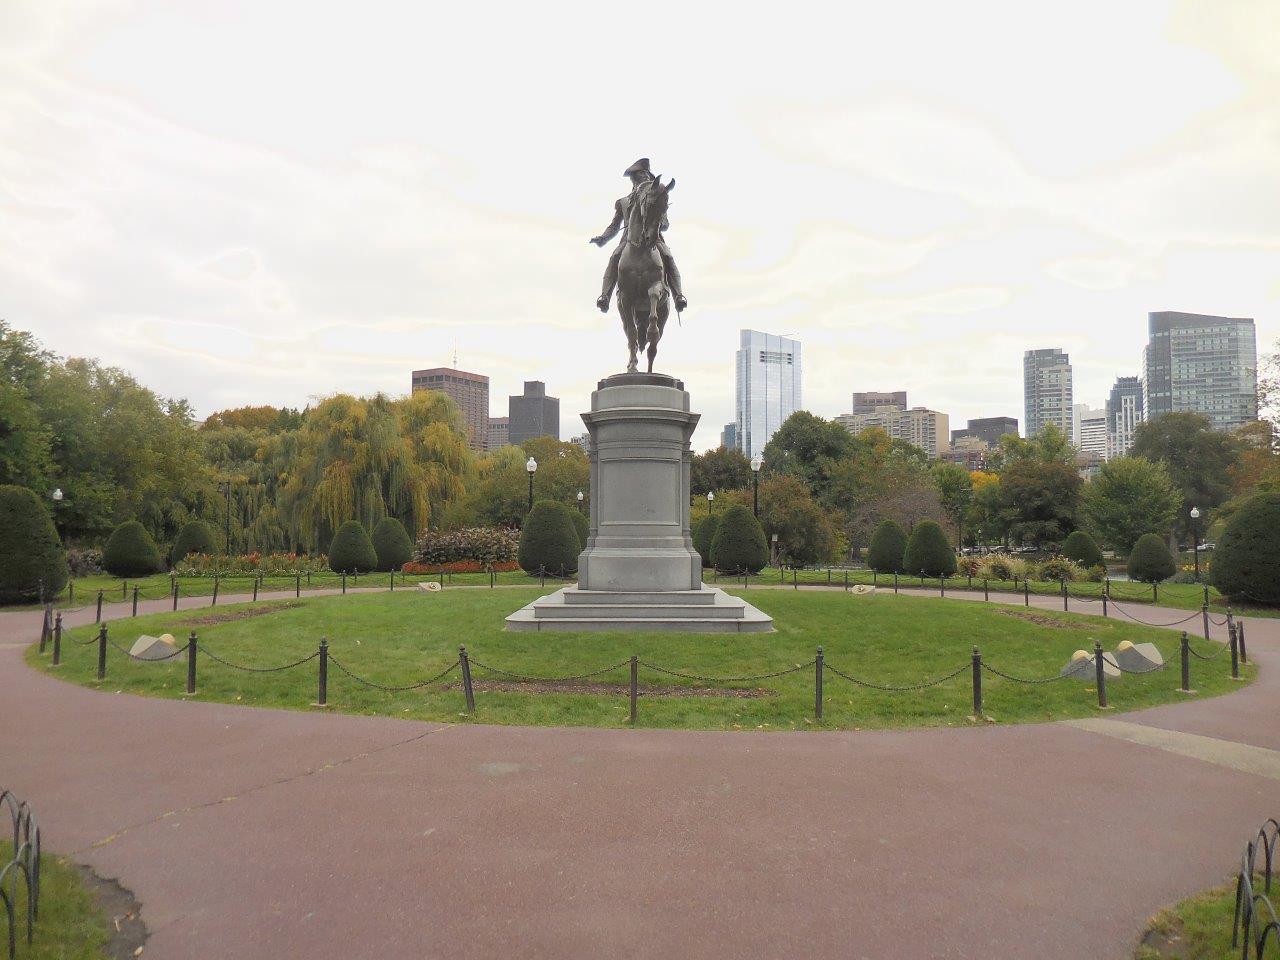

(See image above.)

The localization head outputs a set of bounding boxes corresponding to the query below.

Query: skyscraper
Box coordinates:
[852,391,907,415]
[508,381,560,446]
[1072,403,1109,460]
[1106,376,1143,459]
[720,423,738,450]
[1142,311,1258,431]
[411,367,489,451]
[1023,348,1073,441]
[735,330,802,461]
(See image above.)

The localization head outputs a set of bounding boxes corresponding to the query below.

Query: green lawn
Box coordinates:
[31,588,1253,731]
[1136,878,1252,959]
[1,844,110,960]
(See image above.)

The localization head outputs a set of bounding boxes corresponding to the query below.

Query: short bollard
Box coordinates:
[893,572,898,594]
[971,646,982,718]
[440,569,446,589]
[131,585,139,617]
[1180,632,1190,693]
[459,645,475,713]
[95,589,103,623]
[1229,623,1240,680]
[844,569,849,592]
[389,570,395,592]
[1202,603,1210,642]
[983,579,989,601]
[1094,640,1108,709]
[814,646,824,721]
[52,613,62,666]
[186,632,198,695]
[39,604,51,653]
[939,577,945,597]
[211,576,220,606]
[252,577,259,602]
[296,573,301,598]
[316,639,329,706]
[307,571,312,587]
[1024,580,1030,607]
[122,580,128,601]
[172,578,180,611]
[873,571,878,587]
[1102,592,1108,617]
[96,624,108,681]
[342,572,347,595]
[629,655,638,725]
[1238,620,1247,664]
[1061,581,1068,612]
[68,581,74,604]
[742,569,749,590]
[540,566,546,588]
[1152,582,1159,603]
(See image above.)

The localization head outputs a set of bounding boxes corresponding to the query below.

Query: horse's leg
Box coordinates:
[617,292,638,373]
[645,282,666,373]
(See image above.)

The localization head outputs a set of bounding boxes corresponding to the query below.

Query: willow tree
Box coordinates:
[280,393,472,552]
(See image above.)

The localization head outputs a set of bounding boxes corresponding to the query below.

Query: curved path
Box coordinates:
[2,587,1276,959]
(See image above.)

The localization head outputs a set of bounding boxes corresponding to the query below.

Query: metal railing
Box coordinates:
[1235,819,1280,957]
[0,791,40,960]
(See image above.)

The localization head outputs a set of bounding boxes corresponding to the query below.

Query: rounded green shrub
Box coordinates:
[329,520,378,573]
[693,514,721,569]
[102,520,163,578]
[1127,533,1176,584]
[0,485,68,604]
[518,501,581,575]
[570,510,590,551]
[1035,556,1085,583]
[169,520,217,566]
[1060,530,1103,570]
[370,517,414,572]
[902,520,956,578]
[1210,492,1280,604]
[710,505,768,574]
[867,519,907,574]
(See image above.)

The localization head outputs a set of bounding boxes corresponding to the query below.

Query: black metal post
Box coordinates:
[1061,580,1068,611]
[873,570,878,587]
[1180,632,1190,693]
[940,576,945,597]
[814,647,824,721]
[211,576,219,606]
[52,613,62,666]
[295,573,301,598]
[307,570,312,587]
[439,569,445,588]
[1203,584,1210,607]
[743,569,748,589]
[1202,603,1210,642]
[893,572,898,594]
[342,572,347,594]
[131,585,139,617]
[459,645,475,713]
[752,471,759,518]
[1192,515,1200,581]
[317,639,329,706]
[1153,582,1158,603]
[1024,579,1030,607]
[983,579,989,602]
[792,569,797,591]
[389,570,394,592]
[844,569,849,592]
[172,578,179,611]
[1102,592,1108,617]
[39,604,50,653]
[96,625,107,681]
[253,577,259,602]
[629,655,638,725]
[1229,623,1240,680]
[186,632,198,695]
[972,646,982,718]
[68,581,73,604]
[1094,640,1107,708]
[122,580,127,601]
[527,472,534,512]
[1238,620,1247,664]
[95,589,103,623]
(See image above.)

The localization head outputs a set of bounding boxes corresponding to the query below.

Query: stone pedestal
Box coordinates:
[506,373,773,633]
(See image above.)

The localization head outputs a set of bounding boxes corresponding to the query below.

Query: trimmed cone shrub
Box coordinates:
[370,517,413,572]
[571,510,589,551]
[1061,530,1104,570]
[329,521,378,573]
[867,519,907,574]
[102,520,163,578]
[902,520,956,578]
[1210,492,1280,604]
[693,514,721,569]
[711,505,768,574]
[0,485,68,604]
[1127,533,1176,584]
[518,501,581,575]
[170,520,217,566]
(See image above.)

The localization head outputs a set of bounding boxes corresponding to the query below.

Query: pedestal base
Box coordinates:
[504,585,775,633]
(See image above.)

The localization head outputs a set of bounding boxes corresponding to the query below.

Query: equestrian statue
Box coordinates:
[590,158,687,373]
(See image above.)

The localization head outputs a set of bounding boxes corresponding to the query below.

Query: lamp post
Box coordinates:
[218,480,233,555]
[707,490,715,516]
[750,456,762,518]
[526,457,538,511]
[576,490,585,514]
[1190,505,1201,581]
[50,487,64,541]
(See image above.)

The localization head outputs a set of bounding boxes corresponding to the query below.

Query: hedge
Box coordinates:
[518,501,581,575]
[902,520,956,578]
[571,510,590,551]
[0,485,68,604]
[867,520,907,574]
[1127,533,1176,584]
[170,520,218,566]
[693,514,721,569]
[710,505,768,574]
[370,517,414,572]
[329,521,378,574]
[102,521,163,578]
[1210,492,1280,604]
[1060,530,1103,570]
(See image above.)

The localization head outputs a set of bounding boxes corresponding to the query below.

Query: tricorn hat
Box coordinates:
[623,157,651,177]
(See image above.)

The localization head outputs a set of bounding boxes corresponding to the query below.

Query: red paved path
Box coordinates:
[2,588,1275,959]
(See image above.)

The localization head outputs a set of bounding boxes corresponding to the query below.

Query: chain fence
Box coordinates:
[0,790,40,960]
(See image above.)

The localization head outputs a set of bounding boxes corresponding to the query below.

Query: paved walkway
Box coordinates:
[2,587,1276,959]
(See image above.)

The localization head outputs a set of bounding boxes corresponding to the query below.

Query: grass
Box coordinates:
[1135,878,1251,959]
[1,843,111,960]
[31,588,1254,731]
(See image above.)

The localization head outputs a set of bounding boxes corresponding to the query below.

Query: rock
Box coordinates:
[129,634,178,660]
[1061,649,1120,680]
[416,581,442,593]
[851,584,875,595]
[1113,641,1164,673]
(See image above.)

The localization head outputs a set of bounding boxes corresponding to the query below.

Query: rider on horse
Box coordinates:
[590,158,687,314]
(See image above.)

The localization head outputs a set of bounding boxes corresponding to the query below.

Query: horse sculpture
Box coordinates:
[616,176,675,373]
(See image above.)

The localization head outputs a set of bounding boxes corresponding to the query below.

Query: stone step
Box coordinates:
[561,588,718,606]
[509,615,775,634]
[534,603,743,620]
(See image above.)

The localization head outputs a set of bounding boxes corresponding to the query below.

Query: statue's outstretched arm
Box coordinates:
[590,200,625,246]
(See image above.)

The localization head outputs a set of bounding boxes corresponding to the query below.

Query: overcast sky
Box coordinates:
[2,0,1277,449]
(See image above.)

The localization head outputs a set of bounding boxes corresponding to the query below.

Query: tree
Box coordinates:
[170,520,218,566]
[517,501,580,575]
[831,430,942,549]
[932,462,973,546]
[1127,533,1176,584]
[1082,457,1181,554]
[760,411,857,503]
[710,505,768,573]
[1060,530,1104,569]
[102,521,163,577]
[329,520,378,573]
[0,485,68,603]
[692,514,720,568]
[570,510,589,551]
[1131,413,1239,538]
[458,438,587,530]
[998,459,1080,547]
[1210,492,1280,604]
[966,471,1005,546]
[758,474,838,566]
[902,520,956,577]
[866,519,907,573]
[988,422,1075,471]
[370,517,414,572]
[691,446,751,496]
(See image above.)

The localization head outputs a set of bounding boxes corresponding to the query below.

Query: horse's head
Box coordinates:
[636,175,675,246]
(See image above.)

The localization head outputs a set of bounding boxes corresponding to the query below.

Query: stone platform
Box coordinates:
[504,585,774,633]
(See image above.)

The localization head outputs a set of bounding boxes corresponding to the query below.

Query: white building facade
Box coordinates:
[1072,403,1109,460]
[735,330,802,461]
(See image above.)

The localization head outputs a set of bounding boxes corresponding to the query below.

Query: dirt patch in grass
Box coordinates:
[449,679,769,698]
[76,862,147,960]
[182,601,300,626]
[997,609,1072,629]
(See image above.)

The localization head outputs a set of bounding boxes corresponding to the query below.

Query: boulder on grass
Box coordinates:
[1112,640,1163,673]
[1060,648,1119,680]
[129,632,178,660]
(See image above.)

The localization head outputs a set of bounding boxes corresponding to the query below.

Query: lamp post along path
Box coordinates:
[526,457,537,512]
[750,456,762,518]
[1190,505,1201,582]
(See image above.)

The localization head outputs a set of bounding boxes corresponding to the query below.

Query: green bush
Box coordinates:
[102,520,163,578]
[370,517,414,572]
[1060,530,1104,570]
[710,505,768,574]
[328,521,378,573]
[867,520,907,574]
[570,510,590,551]
[1210,492,1280,604]
[693,514,721,568]
[518,501,581,575]
[0,485,68,604]
[1127,533,1176,584]
[1034,556,1085,583]
[413,527,519,566]
[902,520,956,578]
[169,520,217,566]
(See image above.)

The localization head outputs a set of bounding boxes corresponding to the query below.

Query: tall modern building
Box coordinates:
[950,416,1019,448]
[838,406,950,459]
[852,391,907,415]
[735,330,802,461]
[1023,348,1074,441]
[720,423,738,450]
[411,367,489,451]
[1142,311,1258,431]
[508,381,560,447]
[1106,376,1143,459]
[1072,403,1109,460]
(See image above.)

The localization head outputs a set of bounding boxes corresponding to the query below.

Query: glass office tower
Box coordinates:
[735,330,802,461]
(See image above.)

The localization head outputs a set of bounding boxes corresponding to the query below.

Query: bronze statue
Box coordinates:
[590,158,686,373]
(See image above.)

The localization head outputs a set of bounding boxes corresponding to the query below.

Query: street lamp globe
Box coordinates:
[526,457,538,474]
[706,491,714,503]
[1190,506,1200,520]
[750,456,762,473]
[51,488,63,502]
[577,491,584,503]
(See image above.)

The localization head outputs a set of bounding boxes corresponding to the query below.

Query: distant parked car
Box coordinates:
[1196,542,1215,552]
